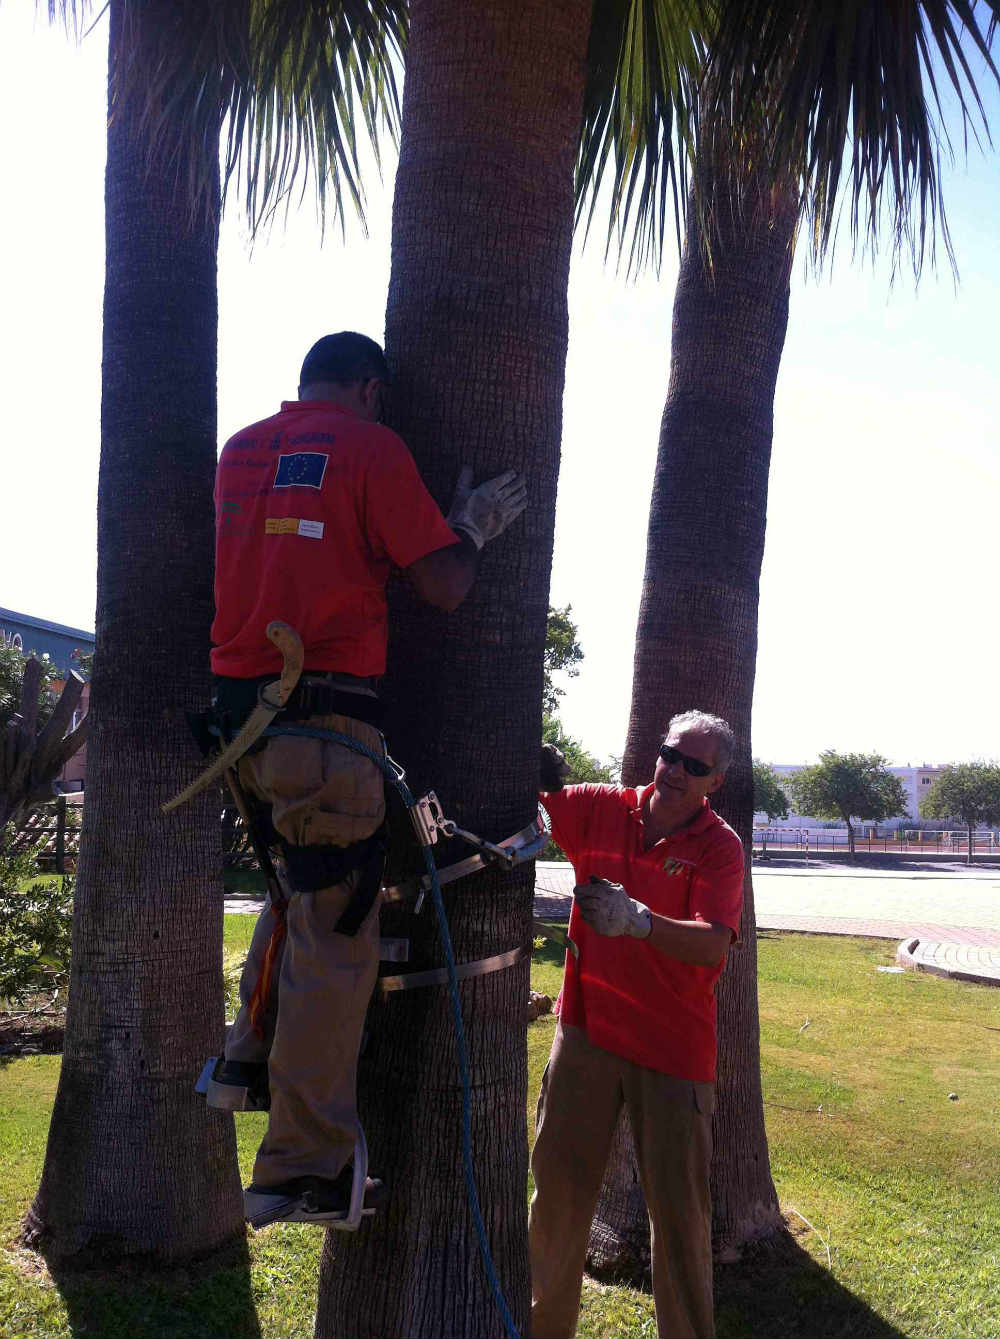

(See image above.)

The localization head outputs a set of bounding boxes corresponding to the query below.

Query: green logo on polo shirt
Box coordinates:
[662,857,686,875]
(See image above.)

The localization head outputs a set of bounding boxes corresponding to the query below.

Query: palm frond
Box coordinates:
[576,0,708,273]
[228,1,406,235]
[706,0,1000,273]
[48,1,405,233]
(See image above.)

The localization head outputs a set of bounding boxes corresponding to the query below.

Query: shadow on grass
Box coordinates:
[713,1227,906,1339]
[587,1225,905,1339]
[36,1235,262,1339]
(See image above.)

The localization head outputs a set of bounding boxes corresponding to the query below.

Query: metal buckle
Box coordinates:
[409,791,448,846]
[382,811,549,906]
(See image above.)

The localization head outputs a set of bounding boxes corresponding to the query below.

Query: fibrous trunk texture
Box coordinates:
[588,181,797,1274]
[27,2,242,1260]
[314,1,589,1335]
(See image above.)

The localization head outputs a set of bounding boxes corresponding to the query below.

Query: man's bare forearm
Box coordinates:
[646,915,731,966]
[405,533,480,610]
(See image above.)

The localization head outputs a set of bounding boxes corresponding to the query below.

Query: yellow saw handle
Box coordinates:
[161,621,305,815]
[261,621,305,710]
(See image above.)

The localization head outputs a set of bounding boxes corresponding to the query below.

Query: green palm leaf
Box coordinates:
[579,0,999,272]
[704,0,1000,269]
[49,1,406,232]
[229,1,406,233]
[576,0,707,271]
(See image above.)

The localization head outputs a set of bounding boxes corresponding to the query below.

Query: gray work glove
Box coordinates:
[574,876,652,939]
[540,744,571,792]
[447,465,528,550]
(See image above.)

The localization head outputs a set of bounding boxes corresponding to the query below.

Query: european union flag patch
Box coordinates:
[273,452,328,490]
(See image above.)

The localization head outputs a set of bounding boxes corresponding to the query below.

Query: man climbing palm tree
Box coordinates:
[206,331,526,1229]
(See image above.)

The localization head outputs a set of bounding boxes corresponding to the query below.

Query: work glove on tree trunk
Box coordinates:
[446,465,527,550]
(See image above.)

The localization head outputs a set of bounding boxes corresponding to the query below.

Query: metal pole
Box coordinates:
[55,794,66,875]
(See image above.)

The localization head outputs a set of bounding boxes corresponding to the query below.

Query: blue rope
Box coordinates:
[260,725,521,1339]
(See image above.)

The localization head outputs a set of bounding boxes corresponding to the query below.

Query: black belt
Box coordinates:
[212,673,384,730]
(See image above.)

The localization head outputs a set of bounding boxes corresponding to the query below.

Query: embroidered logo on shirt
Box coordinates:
[662,857,694,876]
[265,517,325,539]
[219,499,244,536]
[273,452,329,489]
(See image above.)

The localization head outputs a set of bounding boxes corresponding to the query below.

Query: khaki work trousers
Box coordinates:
[225,711,386,1189]
[529,1023,715,1339]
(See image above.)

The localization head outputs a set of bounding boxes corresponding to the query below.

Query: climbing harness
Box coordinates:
[169,626,539,1337]
[297,724,524,1338]
[383,805,547,913]
[196,723,532,1334]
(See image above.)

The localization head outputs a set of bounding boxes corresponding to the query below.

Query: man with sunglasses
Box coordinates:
[208,331,527,1228]
[530,710,744,1339]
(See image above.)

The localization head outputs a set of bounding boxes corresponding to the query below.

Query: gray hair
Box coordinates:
[665,710,735,774]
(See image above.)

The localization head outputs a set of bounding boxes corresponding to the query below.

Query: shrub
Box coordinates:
[0,842,74,1008]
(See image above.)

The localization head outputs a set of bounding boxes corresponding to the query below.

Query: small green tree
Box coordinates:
[541,716,616,786]
[787,751,907,859]
[921,762,1000,866]
[541,605,615,785]
[540,718,616,861]
[0,843,74,1010]
[0,645,60,734]
[541,608,617,859]
[543,604,584,716]
[753,760,789,821]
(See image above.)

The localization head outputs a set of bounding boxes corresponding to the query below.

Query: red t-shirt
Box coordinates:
[541,784,744,1082]
[211,402,459,677]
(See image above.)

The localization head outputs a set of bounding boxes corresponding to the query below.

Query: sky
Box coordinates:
[2,8,998,769]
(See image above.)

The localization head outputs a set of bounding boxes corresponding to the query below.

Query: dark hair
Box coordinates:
[299,332,389,388]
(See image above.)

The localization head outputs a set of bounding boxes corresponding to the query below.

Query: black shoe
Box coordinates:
[205,1058,270,1112]
[244,1165,386,1229]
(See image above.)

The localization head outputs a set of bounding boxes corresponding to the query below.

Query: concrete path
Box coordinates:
[531,861,1000,986]
[750,865,1000,938]
[534,859,1000,933]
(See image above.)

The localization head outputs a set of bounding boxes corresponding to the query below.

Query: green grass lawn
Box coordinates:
[2,928,998,1338]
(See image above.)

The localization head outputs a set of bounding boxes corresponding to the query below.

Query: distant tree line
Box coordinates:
[753,753,1000,864]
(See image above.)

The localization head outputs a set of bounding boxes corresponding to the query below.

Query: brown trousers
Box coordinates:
[529,1024,715,1339]
[225,712,386,1189]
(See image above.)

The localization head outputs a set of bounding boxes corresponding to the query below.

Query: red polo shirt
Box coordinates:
[211,402,459,678]
[541,784,744,1081]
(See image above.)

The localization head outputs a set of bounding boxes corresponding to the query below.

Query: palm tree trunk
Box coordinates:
[314,1,589,1334]
[27,2,243,1260]
[587,179,797,1272]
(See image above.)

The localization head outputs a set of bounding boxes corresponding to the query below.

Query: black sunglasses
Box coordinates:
[658,744,714,778]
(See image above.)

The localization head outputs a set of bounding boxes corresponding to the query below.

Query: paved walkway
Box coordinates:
[531,861,1000,986]
[534,859,1000,936]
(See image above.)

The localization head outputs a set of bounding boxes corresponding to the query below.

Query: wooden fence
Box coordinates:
[10,796,251,874]
[8,796,81,873]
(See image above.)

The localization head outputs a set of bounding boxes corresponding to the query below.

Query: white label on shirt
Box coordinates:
[297,519,325,539]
